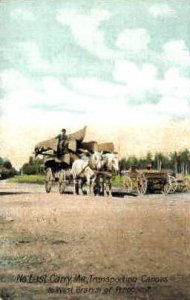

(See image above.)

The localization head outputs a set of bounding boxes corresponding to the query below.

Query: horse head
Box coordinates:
[89,151,104,170]
[103,153,119,173]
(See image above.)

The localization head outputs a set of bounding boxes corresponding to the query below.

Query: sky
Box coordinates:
[0,0,190,168]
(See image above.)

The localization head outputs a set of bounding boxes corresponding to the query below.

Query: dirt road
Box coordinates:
[0,181,190,299]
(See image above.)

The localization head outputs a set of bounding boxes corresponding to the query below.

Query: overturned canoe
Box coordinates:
[35,126,87,154]
[97,142,114,153]
[68,126,87,142]
[35,137,58,153]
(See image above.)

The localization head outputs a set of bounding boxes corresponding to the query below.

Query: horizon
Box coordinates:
[1,121,190,169]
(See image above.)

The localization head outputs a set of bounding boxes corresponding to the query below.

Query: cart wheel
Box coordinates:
[58,170,66,194]
[163,175,177,194]
[137,174,147,195]
[183,177,190,192]
[163,182,170,194]
[123,175,133,193]
[168,175,177,193]
[45,168,53,193]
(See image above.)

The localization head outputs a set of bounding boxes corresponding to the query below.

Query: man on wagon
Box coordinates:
[56,128,69,155]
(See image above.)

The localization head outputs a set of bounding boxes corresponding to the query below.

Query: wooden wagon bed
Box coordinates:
[122,169,177,195]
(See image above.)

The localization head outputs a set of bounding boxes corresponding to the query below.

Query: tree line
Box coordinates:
[20,148,190,176]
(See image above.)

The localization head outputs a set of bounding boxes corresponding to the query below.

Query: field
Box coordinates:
[0,180,190,300]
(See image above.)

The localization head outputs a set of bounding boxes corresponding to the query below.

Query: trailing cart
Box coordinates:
[122,166,178,195]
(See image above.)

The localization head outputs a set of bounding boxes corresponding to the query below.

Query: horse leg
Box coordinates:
[79,179,84,195]
[85,179,90,195]
[105,177,112,196]
[73,178,80,195]
[101,177,105,196]
[94,176,99,196]
[90,176,97,195]
[86,175,94,195]
[73,178,76,194]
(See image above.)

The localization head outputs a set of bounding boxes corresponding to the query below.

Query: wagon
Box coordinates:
[35,126,118,195]
[142,170,177,194]
[44,158,116,196]
[122,167,178,195]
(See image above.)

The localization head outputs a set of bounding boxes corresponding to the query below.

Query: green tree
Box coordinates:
[119,158,128,171]
[154,152,164,170]
[0,157,4,166]
[3,160,12,169]
[179,149,190,174]
[127,155,138,167]
[21,157,44,175]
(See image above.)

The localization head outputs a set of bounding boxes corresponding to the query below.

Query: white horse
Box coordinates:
[71,159,96,195]
[71,152,119,196]
[88,151,103,170]
[71,151,104,195]
[102,153,119,173]
[95,153,119,196]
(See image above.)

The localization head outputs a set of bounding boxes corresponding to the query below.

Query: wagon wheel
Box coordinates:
[45,168,53,193]
[183,177,190,192]
[58,170,66,194]
[168,175,177,193]
[163,181,170,194]
[164,175,177,194]
[123,175,133,193]
[137,174,147,195]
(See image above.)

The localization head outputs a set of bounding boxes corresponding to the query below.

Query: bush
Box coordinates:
[0,167,17,179]
[22,163,43,175]
[3,160,12,169]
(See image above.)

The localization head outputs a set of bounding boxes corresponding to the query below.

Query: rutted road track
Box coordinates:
[0,181,190,299]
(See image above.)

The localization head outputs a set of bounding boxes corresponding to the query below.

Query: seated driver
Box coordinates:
[56,128,68,155]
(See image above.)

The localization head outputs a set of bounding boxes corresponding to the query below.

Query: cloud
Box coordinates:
[56,8,120,59]
[2,62,190,128]
[113,60,159,103]
[1,70,125,123]
[148,4,176,17]
[116,28,150,52]
[10,8,35,21]
[20,42,53,72]
[1,1,190,169]
[1,71,86,116]
[160,68,190,99]
[0,69,32,92]
[1,67,190,168]
[113,59,190,113]
[2,41,64,74]
[69,59,190,117]
[69,77,126,99]
[156,97,189,117]
[163,40,190,67]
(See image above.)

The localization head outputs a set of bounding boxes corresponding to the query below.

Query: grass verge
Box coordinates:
[8,175,45,184]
